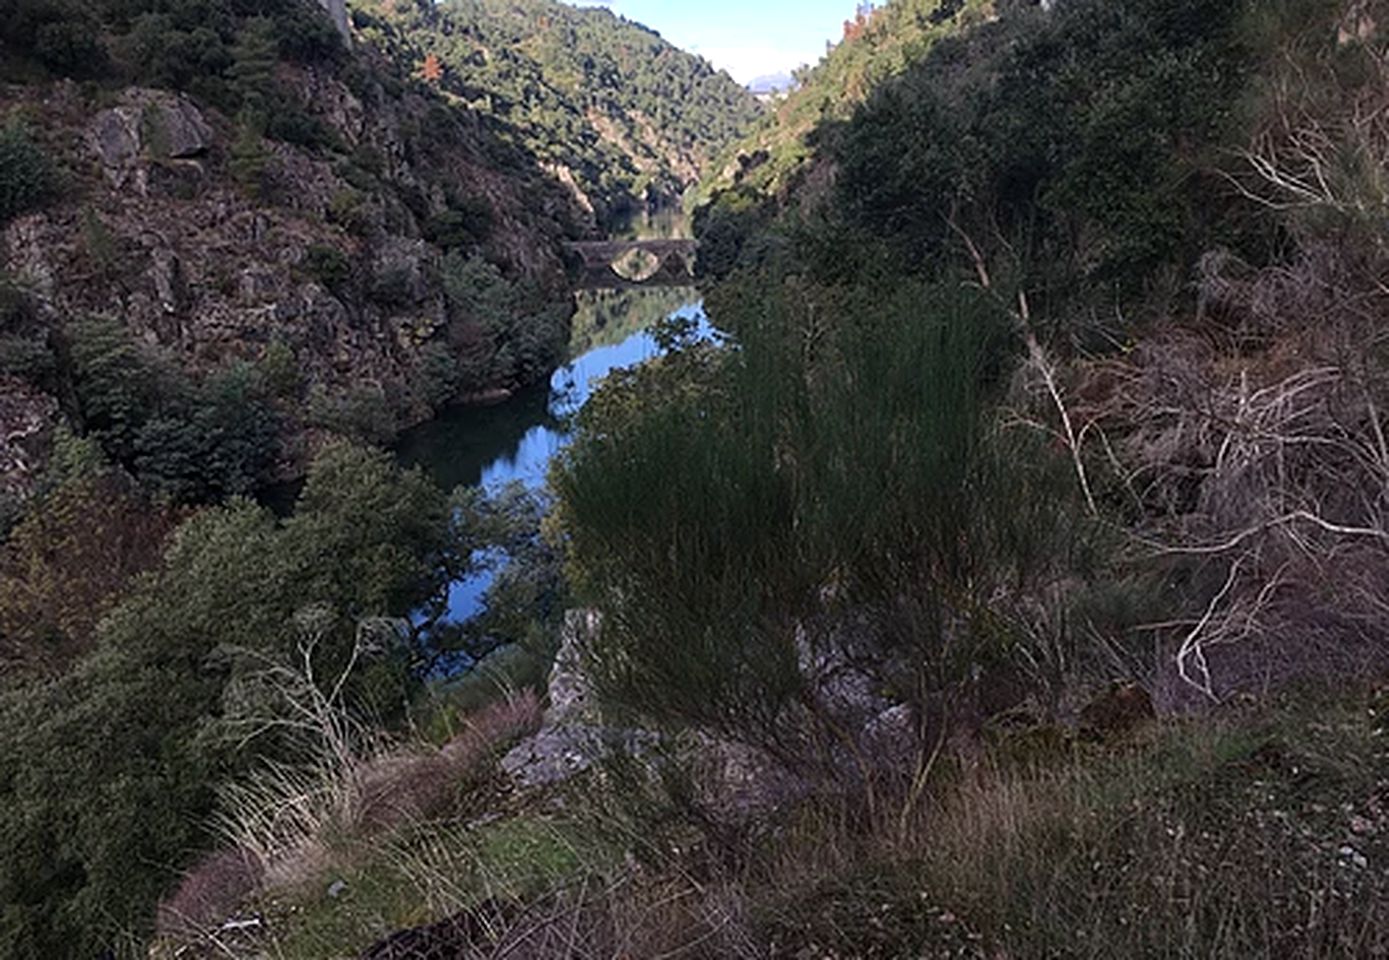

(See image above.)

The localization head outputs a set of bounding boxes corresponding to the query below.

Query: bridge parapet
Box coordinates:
[564,238,699,286]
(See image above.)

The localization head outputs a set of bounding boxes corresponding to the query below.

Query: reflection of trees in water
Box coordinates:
[569,287,699,357]
[395,383,556,495]
[612,207,691,241]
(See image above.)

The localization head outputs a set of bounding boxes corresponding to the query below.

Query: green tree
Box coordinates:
[0,442,456,957]
[0,119,55,225]
[228,111,271,199]
[227,16,280,118]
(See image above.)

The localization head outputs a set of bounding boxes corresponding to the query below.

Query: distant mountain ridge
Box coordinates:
[748,71,795,95]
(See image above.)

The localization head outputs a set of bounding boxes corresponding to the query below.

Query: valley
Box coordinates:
[3,1,1389,958]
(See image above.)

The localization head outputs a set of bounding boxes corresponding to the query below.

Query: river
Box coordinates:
[395,285,707,623]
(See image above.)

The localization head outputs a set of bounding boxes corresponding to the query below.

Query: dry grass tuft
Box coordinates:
[154,847,262,940]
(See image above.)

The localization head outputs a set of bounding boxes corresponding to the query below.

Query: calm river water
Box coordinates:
[395,286,706,622]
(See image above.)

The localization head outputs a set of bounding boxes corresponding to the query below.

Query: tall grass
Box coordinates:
[745,688,1389,958]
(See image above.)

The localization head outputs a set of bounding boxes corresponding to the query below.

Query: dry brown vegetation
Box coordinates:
[1034,18,1389,707]
[156,691,541,945]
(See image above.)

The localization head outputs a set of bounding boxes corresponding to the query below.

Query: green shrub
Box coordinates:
[67,319,281,502]
[32,14,107,75]
[826,0,1252,316]
[0,442,454,956]
[553,271,1093,750]
[308,383,399,447]
[0,275,55,388]
[131,363,281,501]
[368,265,416,307]
[125,14,233,97]
[328,187,371,234]
[267,104,339,152]
[415,340,461,411]
[228,114,272,199]
[424,197,494,250]
[0,334,56,385]
[303,243,353,293]
[0,120,56,224]
[258,339,302,398]
[66,316,171,459]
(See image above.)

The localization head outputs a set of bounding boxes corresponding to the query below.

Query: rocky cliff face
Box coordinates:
[0,49,576,486]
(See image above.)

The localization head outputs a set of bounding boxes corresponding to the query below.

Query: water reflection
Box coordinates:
[395,287,706,622]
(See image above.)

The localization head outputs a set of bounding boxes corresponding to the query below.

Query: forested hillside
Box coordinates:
[0,1,572,952]
[353,0,763,228]
[8,1,1389,958]
[0,0,590,511]
[696,0,995,204]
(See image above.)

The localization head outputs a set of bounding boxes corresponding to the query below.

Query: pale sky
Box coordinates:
[569,1,854,83]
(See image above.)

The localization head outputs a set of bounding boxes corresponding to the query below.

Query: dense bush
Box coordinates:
[66,319,281,501]
[828,0,1254,307]
[0,0,107,75]
[424,197,494,250]
[302,242,354,293]
[307,383,399,447]
[0,274,57,387]
[554,271,1093,750]
[441,252,569,388]
[0,120,56,225]
[0,443,454,957]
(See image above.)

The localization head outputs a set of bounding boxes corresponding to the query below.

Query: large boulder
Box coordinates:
[88,90,214,193]
[499,609,918,824]
[500,610,628,789]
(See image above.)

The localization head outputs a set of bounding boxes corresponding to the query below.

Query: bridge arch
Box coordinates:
[564,238,699,287]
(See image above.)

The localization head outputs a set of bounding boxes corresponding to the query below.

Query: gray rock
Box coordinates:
[371,238,433,307]
[501,610,612,789]
[149,248,186,314]
[88,91,214,192]
[88,109,141,188]
[547,609,600,723]
[156,98,214,159]
[501,725,607,790]
[0,376,58,499]
[503,608,919,823]
[316,0,351,43]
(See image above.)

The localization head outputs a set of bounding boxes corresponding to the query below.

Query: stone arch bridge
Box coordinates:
[564,239,699,288]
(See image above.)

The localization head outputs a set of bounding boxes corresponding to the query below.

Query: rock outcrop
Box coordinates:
[500,609,925,824]
[316,0,351,43]
[89,90,214,192]
[500,609,646,789]
[0,61,574,485]
[0,376,58,501]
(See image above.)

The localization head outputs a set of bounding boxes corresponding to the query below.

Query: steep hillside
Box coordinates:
[696,0,994,205]
[352,0,763,228]
[0,0,580,503]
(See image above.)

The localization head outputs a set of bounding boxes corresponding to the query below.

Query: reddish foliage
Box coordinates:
[156,847,262,938]
[420,53,444,85]
[357,691,543,831]
[842,2,876,41]
[0,472,180,676]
